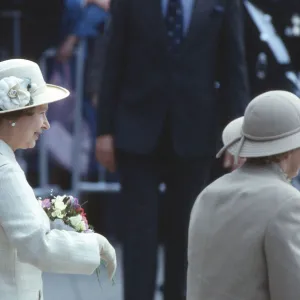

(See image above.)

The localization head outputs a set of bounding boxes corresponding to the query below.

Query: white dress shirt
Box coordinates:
[0,140,100,300]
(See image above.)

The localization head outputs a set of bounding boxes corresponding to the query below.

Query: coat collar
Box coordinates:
[0,140,16,162]
[239,162,292,185]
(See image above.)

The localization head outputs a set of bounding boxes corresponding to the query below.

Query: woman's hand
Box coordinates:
[95,233,117,280]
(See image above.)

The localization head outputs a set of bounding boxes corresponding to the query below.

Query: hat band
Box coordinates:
[30,84,47,97]
[243,125,300,141]
[216,125,300,161]
[216,136,241,159]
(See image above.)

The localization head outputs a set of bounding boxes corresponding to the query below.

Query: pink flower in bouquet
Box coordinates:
[71,197,80,207]
[41,198,51,209]
[81,208,86,217]
[81,214,88,225]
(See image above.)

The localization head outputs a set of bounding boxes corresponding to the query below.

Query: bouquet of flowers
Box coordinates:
[38,194,105,283]
[38,195,93,233]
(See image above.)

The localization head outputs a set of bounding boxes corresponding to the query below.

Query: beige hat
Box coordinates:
[216,90,300,160]
[0,59,69,114]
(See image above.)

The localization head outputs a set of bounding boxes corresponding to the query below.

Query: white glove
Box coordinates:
[95,233,117,280]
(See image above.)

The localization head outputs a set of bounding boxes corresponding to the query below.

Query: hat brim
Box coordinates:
[218,116,300,158]
[0,84,69,114]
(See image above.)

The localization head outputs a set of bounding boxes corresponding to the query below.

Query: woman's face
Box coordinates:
[12,104,50,150]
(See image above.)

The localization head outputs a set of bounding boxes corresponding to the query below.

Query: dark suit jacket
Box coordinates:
[97,0,249,157]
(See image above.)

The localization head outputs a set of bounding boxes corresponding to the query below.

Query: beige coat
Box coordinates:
[187,162,300,300]
[0,140,100,300]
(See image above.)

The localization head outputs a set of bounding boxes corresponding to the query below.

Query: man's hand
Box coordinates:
[87,0,110,11]
[56,35,78,62]
[223,151,246,171]
[97,0,111,11]
[95,135,116,172]
[91,93,98,108]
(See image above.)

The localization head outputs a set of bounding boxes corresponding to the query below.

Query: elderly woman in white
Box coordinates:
[187,90,300,300]
[0,59,116,300]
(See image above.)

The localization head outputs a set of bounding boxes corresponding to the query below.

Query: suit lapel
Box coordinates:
[152,0,169,49]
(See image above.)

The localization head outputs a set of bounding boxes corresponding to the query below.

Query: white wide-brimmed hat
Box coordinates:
[216,90,300,160]
[0,59,69,114]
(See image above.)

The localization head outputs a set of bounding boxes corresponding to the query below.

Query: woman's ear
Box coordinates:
[279,151,292,172]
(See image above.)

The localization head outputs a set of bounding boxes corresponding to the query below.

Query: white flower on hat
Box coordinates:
[0,76,34,111]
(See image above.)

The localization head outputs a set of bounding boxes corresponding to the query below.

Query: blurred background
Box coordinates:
[2,0,300,299]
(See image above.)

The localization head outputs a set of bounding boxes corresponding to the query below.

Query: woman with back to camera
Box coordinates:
[0,58,116,300]
[187,90,300,300]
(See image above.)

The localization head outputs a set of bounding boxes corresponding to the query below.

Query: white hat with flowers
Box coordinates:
[0,59,69,114]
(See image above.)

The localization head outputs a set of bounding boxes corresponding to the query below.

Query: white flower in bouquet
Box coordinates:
[69,215,86,232]
[0,76,32,111]
[53,197,67,211]
[54,195,67,201]
[51,209,65,219]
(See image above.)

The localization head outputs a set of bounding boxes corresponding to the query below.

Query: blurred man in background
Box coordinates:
[95,0,249,300]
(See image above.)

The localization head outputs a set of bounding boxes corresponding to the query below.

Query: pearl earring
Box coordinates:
[11,122,16,127]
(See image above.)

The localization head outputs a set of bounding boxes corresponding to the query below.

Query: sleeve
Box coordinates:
[86,32,107,95]
[61,0,85,37]
[96,0,128,136]
[64,0,85,11]
[0,163,100,275]
[73,5,108,37]
[217,0,250,127]
[264,196,300,300]
[63,0,107,38]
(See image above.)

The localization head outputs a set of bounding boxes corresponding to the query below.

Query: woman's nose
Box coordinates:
[43,116,50,130]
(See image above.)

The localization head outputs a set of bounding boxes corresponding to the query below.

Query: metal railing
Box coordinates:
[36,42,121,198]
[0,10,28,177]
[0,10,22,57]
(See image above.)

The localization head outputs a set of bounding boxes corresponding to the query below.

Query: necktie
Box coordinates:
[165,0,184,53]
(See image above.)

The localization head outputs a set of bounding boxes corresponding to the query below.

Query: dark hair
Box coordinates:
[0,107,36,122]
[246,152,290,165]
